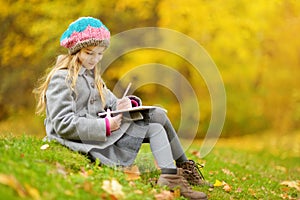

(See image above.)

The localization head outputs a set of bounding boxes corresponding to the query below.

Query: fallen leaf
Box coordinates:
[173,188,181,198]
[123,165,140,181]
[64,190,74,196]
[209,171,215,175]
[134,190,143,194]
[102,179,125,199]
[275,165,287,173]
[235,187,242,193]
[40,144,49,150]
[0,174,27,197]
[24,184,41,200]
[213,179,223,187]
[281,187,290,192]
[280,180,300,191]
[155,190,175,200]
[83,181,93,192]
[80,167,93,177]
[248,188,256,196]
[190,150,201,158]
[223,183,232,192]
[55,162,67,177]
[279,193,296,200]
[222,168,234,176]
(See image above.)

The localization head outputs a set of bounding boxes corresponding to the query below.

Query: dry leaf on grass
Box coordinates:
[275,165,287,173]
[80,167,93,178]
[123,165,140,181]
[280,180,300,191]
[0,174,27,197]
[40,144,49,150]
[223,183,232,192]
[83,181,93,193]
[55,162,68,177]
[155,190,178,200]
[213,179,223,187]
[64,190,74,196]
[24,184,41,200]
[222,168,235,176]
[0,174,40,199]
[134,190,143,195]
[213,179,232,192]
[190,150,201,158]
[102,179,125,199]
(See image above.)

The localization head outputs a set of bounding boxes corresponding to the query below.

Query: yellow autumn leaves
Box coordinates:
[0,174,41,200]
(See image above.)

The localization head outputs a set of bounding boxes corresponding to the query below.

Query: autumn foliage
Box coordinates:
[1,0,300,137]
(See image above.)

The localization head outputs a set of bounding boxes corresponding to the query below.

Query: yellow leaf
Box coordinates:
[213,179,223,187]
[64,190,74,196]
[0,174,27,197]
[24,184,40,200]
[275,166,287,173]
[173,188,181,198]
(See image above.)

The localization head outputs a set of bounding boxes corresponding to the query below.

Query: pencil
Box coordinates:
[122,82,132,98]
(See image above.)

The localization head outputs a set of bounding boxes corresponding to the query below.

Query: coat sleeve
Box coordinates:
[103,84,118,110]
[46,71,107,142]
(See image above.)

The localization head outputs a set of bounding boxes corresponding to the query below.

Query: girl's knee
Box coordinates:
[149,123,164,133]
[149,108,168,123]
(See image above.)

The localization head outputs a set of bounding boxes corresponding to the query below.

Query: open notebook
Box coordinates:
[97,106,167,121]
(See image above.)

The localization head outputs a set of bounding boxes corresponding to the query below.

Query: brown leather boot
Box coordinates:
[157,168,208,200]
[177,160,214,188]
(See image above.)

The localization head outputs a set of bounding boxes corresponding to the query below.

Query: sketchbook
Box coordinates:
[97,106,167,118]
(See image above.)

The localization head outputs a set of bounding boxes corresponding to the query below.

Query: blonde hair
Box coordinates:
[33,51,105,115]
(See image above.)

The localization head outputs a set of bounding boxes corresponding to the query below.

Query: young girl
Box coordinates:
[34,17,208,200]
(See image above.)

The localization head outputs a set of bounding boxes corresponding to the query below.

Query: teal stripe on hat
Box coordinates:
[60,17,109,42]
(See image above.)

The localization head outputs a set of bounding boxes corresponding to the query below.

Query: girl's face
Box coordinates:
[78,46,105,70]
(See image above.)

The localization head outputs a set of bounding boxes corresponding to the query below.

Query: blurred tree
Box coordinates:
[0,0,299,137]
[156,0,300,136]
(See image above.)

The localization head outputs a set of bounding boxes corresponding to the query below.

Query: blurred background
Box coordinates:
[0,0,299,139]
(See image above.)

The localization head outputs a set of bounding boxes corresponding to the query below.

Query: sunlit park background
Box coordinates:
[1,0,300,138]
[0,0,300,199]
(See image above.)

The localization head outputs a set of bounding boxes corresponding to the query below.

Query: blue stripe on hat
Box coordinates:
[60,17,109,42]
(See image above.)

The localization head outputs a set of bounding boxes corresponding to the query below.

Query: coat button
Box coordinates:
[90,98,95,104]
[90,82,95,88]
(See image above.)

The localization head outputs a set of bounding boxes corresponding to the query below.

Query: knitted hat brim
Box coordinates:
[68,39,110,54]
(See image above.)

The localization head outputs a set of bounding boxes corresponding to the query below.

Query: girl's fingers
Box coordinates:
[107,108,111,117]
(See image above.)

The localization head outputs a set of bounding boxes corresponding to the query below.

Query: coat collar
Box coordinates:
[79,66,94,76]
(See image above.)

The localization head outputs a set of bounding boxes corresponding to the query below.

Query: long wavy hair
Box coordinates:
[33,51,105,115]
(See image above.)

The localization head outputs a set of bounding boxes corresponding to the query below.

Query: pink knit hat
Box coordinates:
[60,17,110,54]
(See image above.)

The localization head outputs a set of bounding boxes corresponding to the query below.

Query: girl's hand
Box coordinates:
[117,97,131,110]
[106,109,122,131]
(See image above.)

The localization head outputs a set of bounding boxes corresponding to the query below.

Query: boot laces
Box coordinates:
[194,162,205,180]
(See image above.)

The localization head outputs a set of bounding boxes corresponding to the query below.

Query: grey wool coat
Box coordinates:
[44,67,150,166]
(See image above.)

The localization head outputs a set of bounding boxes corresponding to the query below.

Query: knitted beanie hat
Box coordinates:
[60,17,110,54]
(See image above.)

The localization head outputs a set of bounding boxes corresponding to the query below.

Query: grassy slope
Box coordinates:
[0,132,299,200]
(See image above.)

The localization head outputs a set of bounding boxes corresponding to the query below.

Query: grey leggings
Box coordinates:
[145,108,187,169]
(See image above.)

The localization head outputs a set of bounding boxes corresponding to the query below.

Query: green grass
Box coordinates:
[0,132,299,200]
